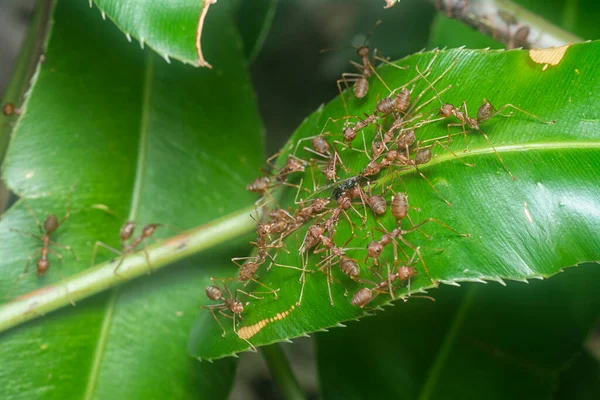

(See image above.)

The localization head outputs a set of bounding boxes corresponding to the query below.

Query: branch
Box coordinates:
[0,206,256,333]
[434,0,582,49]
[262,344,306,400]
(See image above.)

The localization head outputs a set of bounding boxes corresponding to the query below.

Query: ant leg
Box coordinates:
[398,238,437,287]
[59,182,77,225]
[406,214,432,240]
[372,48,409,71]
[446,122,468,147]
[5,256,38,300]
[265,150,282,171]
[415,168,452,207]
[90,241,123,268]
[23,249,42,274]
[49,240,80,261]
[408,58,458,115]
[403,217,470,237]
[48,248,64,263]
[386,263,395,300]
[491,102,554,124]
[23,203,44,234]
[296,251,308,307]
[427,140,476,168]
[10,228,43,241]
[209,307,227,337]
[236,288,264,301]
[243,279,279,300]
[476,128,517,180]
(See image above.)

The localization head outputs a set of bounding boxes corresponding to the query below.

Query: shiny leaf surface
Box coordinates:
[190,40,600,360]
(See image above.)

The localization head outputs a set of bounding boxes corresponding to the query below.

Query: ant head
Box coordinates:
[120,221,136,240]
[356,46,370,58]
[44,215,59,234]
[231,301,244,314]
[343,126,357,141]
[438,103,454,118]
[312,223,325,236]
[367,241,383,258]
[142,224,160,238]
[362,160,381,177]
[372,141,385,158]
[257,223,271,238]
[324,160,337,180]
[284,156,306,174]
[37,259,50,275]
[2,102,19,116]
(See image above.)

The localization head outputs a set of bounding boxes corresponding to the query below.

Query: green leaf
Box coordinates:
[234,0,279,61]
[90,0,278,66]
[90,0,206,66]
[189,41,600,360]
[0,0,263,398]
[315,264,600,399]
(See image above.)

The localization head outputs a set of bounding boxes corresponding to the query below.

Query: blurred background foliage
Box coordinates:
[1,0,599,399]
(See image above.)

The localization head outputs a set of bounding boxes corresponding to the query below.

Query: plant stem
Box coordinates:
[0,205,257,334]
[0,0,53,162]
[261,344,306,400]
[433,0,582,48]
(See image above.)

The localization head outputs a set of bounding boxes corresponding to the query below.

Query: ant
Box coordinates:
[323,21,405,114]
[352,253,429,308]
[2,102,21,116]
[314,234,365,306]
[91,220,161,277]
[8,187,79,300]
[438,98,554,180]
[366,218,470,286]
[202,278,260,350]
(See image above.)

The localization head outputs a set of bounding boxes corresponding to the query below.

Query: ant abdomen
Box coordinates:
[205,285,222,301]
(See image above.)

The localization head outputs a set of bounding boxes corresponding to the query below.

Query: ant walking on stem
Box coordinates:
[90,220,161,277]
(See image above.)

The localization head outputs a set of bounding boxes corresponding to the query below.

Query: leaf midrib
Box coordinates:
[83,51,154,400]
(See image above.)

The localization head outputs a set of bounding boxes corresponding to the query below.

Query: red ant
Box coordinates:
[438,98,554,180]
[322,21,405,114]
[90,220,161,277]
[201,278,261,350]
[366,218,470,286]
[8,187,79,301]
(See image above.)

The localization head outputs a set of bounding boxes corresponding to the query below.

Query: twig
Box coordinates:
[0,205,257,334]
[433,0,582,49]
[262,344,306,400]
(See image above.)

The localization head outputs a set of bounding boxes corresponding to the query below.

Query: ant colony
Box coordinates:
[203,25,555,348]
